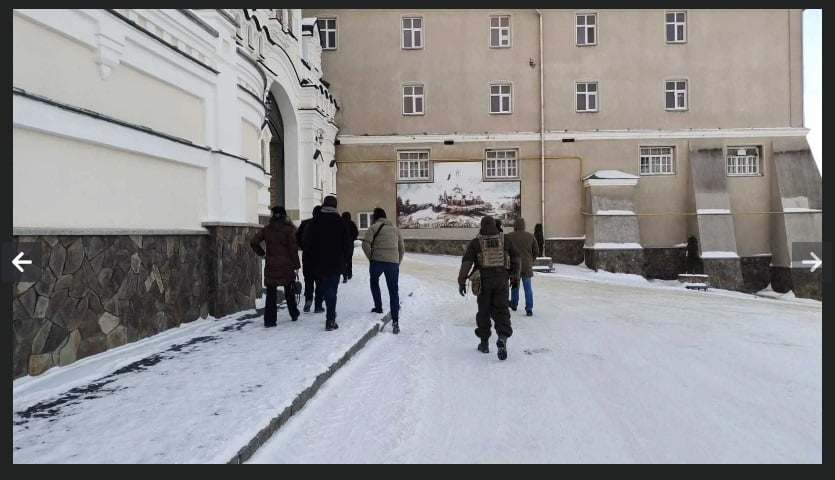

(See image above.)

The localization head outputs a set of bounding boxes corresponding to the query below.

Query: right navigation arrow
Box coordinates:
[801,252,823,272]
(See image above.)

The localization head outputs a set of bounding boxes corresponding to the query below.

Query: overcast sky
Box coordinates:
[804,9,821,174]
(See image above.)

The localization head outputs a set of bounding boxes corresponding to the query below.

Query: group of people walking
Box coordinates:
[250,196,541,359]
[250,196,405,334]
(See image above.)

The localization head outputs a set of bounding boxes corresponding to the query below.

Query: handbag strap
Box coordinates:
[371,223,385,247]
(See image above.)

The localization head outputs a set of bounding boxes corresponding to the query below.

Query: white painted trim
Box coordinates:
[336,127,809,145]
[13,93,211,170]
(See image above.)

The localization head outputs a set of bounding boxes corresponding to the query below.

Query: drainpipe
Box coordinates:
[536,9,545,237]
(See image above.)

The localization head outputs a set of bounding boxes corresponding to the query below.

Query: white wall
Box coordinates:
[14,128,207,229]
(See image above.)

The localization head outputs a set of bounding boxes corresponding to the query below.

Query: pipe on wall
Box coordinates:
[536,9,545,237]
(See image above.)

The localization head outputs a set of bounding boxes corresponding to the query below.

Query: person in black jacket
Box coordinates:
[250,206,301,327]
[302,195,353,331]
[341,211,359,283]
[296,205,323,313]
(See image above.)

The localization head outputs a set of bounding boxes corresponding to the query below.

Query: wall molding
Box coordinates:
[336,127,810,145]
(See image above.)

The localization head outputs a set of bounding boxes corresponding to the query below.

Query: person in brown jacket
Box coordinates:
[505,217,540,316]
[458,215,521,360]
[250,205,301,327]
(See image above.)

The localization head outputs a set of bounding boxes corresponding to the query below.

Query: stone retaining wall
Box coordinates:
[13,226,262,378]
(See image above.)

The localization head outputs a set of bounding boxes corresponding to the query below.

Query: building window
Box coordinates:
[576,13,596,46]
[666,11,686,43]
[640,147,675,175]
[402,17,423,49]
[485,149,519,179]
[726,146,761,176]
[316,18,337,50]
[576,81,598,112]
[403,84,425,115]
[398,150,431,181]
[490,84,512,114]
[358,212,374,230]
[490,15,511,48]
[665,80,687,110]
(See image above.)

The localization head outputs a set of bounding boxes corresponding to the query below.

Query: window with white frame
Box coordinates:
[640,146,675,175]
[403,84,424,115]
[358,212,374,230]
[317,18,337,50]
[726,146,761,176]
[576,13,596,46]
[576,81,598,112]
[666,11,686,43]
[485,149,519,179]
[490,15,510,48]
[490,84,512,114]
[398,150,430,181]
[665,80,687,110]
[402,17,423,49]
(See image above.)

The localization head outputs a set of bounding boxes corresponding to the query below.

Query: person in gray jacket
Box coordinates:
[362,207,405,334]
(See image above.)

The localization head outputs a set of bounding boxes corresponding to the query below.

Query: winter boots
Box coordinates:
[314,304,325,314]
[496,337,508,361]
[477,339,489,353]
[303,300,312,313]
[371,307,383,314]
[392,319,400,334]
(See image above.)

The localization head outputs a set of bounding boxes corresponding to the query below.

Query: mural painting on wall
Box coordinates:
[396,162,521,229]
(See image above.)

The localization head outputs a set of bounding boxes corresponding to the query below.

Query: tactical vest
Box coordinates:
[477,234,510,269]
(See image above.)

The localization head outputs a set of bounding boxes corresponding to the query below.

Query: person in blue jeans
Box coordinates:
[361,208,405,334]
[505,217,540,316]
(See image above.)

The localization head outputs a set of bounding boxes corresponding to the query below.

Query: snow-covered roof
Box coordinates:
[582,170,639,180]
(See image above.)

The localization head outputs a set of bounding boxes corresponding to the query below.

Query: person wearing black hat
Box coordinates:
[296,205,324,313]
[301,195,353,331]
[250,205,301,327]
[457,215,521,360]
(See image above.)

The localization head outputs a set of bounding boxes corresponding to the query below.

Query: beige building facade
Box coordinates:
[306,8,821,298]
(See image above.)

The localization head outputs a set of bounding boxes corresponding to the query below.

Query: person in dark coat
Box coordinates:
[296,205,323,313]
[505,217,540,316]
[302,195,353,331]
[341,211,359,283]
[250,205,301,327]
[458,215,521,360]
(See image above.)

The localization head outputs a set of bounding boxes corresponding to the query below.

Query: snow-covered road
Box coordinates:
[249,253,822,464]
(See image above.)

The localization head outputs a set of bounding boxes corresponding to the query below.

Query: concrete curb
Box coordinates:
[227,312,392,464]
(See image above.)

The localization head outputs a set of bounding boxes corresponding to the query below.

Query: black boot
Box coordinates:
[477,339,489,353]
[496,337,508,360]
[303,300,312,313]
[392,319,400,334]
[314,304,325,313]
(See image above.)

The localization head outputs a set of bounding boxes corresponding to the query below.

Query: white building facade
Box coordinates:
[12,9,338,377]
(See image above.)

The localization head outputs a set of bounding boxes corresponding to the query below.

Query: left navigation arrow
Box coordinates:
[12,252,33,272]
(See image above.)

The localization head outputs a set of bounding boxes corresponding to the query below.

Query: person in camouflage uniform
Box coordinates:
[458,215,521,360]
